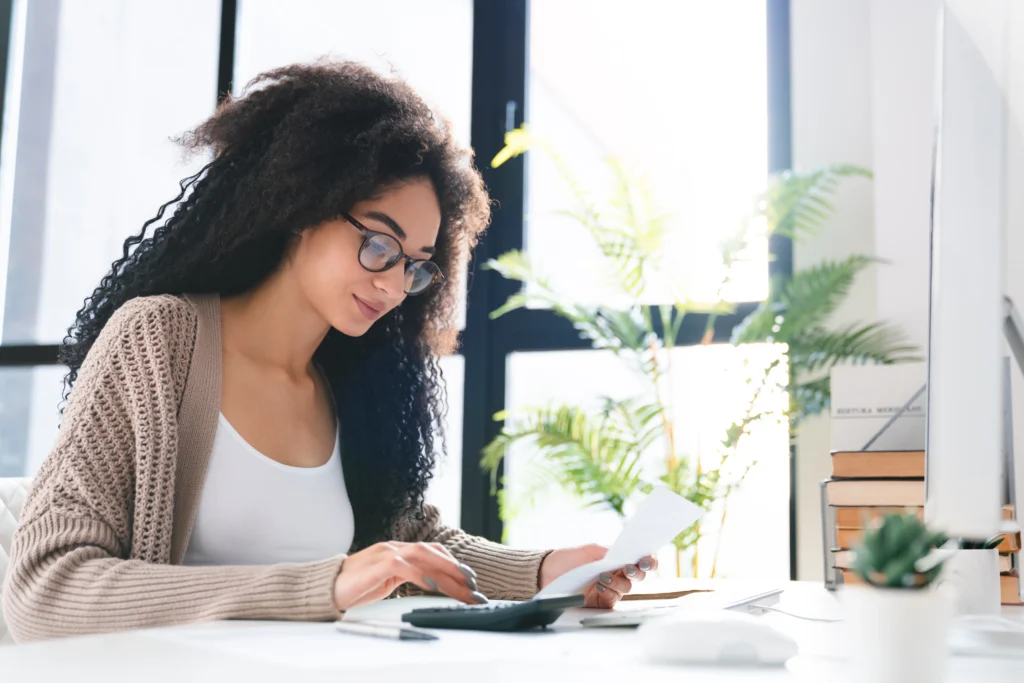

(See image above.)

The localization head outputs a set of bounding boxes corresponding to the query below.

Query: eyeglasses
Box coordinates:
[341,212,444,296]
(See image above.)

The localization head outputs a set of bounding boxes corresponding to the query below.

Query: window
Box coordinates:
[235,0,472,148]
[467,0,787,579]
[525,0,769,305]
[425,354,465,525]
[0,365,64,476]
[503,344,789,579]
[0,0,220,346]
[0,0,220,476]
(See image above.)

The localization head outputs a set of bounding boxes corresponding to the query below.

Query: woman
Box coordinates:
[1,62,656,642]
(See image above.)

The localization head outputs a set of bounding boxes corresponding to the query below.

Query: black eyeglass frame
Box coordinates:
[341,211,444,295]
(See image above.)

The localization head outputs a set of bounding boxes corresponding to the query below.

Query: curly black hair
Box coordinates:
[59,61,492,550]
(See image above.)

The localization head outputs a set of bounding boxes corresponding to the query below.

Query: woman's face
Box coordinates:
[292,177,442,337]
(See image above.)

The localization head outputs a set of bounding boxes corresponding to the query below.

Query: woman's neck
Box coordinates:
[220,268,330,379]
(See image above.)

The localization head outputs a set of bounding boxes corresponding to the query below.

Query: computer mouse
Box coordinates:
[638,610,799,666]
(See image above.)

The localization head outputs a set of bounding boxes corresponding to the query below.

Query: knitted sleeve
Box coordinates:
[1,297,343,642]
[395,505,552,601]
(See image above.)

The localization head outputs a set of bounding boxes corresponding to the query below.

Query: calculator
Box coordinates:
[401,594,585,632]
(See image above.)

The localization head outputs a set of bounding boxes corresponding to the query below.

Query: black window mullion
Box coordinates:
[0,344,60,366]
[461,0,528,541]
[767,0,795,579]
[217,0,236,104]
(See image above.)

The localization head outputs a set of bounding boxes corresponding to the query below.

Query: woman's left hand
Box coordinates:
[538,544,658,609]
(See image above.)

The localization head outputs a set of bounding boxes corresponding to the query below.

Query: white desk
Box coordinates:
[2,581,1022,682]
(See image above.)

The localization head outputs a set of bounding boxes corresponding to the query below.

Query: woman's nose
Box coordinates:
[372,262,408,301]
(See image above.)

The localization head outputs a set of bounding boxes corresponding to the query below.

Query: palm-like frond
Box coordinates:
[484,138,903,570]
[731,254,918,423]
[790,377,831,424]
[485,251,662,378]
[731,255,877,345]
[482,399,663,516]
[789,322,919,375]
[599,158,671,297]
[762,165,872,240]
[492,127,671,300]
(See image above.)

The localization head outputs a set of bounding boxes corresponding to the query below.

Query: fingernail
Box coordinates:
[625,565,637,578]
[425,577,439,592]
[599,573,613,585]
[471,591,489,604]
[458,563,477,580]
[464,575,478,591]
[639,560,651,571]
[596,583,607,593]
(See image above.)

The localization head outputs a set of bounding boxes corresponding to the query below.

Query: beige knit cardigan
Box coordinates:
[1,294,548,642]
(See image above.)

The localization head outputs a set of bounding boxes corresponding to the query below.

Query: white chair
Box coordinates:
[0,477,32,645]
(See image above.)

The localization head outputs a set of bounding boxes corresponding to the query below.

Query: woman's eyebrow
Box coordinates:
[365,211,407,240]
[366,210,435,256]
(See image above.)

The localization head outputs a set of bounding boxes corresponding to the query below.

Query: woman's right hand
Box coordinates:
[333,541,489,612]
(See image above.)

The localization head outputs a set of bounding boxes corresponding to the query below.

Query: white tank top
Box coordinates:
[182,413,355,566]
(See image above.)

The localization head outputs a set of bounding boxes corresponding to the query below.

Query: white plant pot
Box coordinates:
[939,548,1001,615]
[843,584,952,683]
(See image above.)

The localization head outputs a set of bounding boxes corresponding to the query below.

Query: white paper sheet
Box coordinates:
[535,487,703,599]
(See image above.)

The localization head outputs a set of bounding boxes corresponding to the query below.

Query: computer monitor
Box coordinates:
[925,0,1008,540]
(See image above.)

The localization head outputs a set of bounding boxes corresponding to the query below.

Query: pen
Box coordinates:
[335,620,438,641]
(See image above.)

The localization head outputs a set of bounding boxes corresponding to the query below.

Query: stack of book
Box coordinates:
[826,449,926,586]
[826,363,928,588]
[825,363,1022,601]
[997,518,1023,605]
[825,447,1021,602]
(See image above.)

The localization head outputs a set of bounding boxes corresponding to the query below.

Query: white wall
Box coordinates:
[869,0,941,353]
[790,0,878,580]
[1004,4,1024,527]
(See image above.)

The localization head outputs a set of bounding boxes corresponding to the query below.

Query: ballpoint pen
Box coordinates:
[335,620,438,641]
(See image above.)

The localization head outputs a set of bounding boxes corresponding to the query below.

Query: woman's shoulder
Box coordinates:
[100,294,200,355]
[112,293,196,321]
[74,294,204,403]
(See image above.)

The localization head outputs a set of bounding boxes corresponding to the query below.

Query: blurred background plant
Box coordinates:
[482,126,918,577]
[852,513,948,588]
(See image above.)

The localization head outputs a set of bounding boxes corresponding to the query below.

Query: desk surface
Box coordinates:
[2,581,1022,683]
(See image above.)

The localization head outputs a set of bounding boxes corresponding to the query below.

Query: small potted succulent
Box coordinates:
[844,513,953,683]
[942,535,1003,615]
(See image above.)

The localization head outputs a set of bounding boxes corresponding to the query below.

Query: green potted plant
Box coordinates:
[481,126,916,577]
[846,513,953,683]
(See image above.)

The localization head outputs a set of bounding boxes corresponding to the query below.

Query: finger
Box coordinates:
[410,543,478,587]
[583,583,606,608]
[425,543,478,582]
[637,555,658,572]
[397,544,486,604]
[592,582,623,608]
[428,542,459,562]
[597,571,633,595]
[623,565,647,583]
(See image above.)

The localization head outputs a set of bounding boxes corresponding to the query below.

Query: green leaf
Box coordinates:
[790,376,831,424]
[762,165,872,241]
[732,255,877,345]
[853,513,947,588]
[480,399,663,516]
[789,322,920,375]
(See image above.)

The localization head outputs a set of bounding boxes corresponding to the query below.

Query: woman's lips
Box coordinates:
[354,295,384,321]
